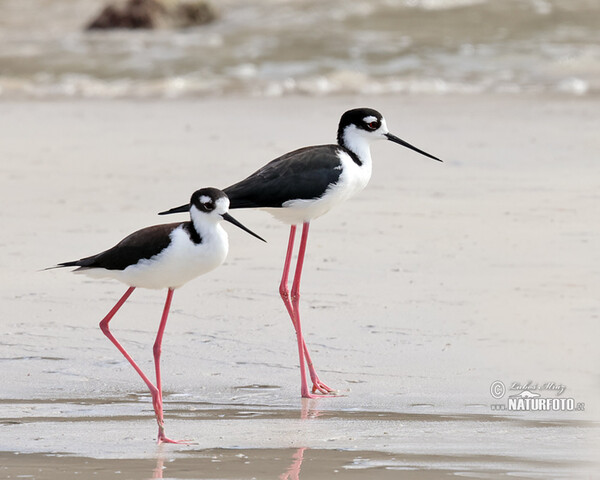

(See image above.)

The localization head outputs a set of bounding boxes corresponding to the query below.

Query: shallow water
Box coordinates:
[1,397,597,478]
[0,0,599,98]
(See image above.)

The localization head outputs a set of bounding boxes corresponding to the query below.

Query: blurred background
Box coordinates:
[0,0,598,99]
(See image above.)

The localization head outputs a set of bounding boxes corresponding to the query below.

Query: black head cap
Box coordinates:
[337,108,384,145]
[190,188,228,213]
[190,187,266,242]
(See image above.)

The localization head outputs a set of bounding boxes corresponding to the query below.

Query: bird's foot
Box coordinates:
[157,435,194,445]
[301,389,335,399]
[157,427,195,445]
[301,382,340,398]
[311,379,336,395]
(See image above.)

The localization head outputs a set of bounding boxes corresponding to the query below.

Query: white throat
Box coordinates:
[342,125,373,166]
[189,208,219,240]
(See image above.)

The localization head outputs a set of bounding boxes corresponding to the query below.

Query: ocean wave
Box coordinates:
[1,72,594,99]
[0,0,599,99]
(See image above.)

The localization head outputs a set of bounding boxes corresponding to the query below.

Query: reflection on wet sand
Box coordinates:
[3,447,590,480]
[279,447,306,480]
[151,399,316,479]
[300,398,326,420]
[152,455,164,479]
[152,447,307,480]
[2,395,595,478]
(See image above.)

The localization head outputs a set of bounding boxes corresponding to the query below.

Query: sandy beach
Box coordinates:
[1,95,599,479]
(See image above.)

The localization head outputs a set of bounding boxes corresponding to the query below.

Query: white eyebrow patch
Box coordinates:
[214,197,229,210]
[363,115,377,123]
[199,195,212,204]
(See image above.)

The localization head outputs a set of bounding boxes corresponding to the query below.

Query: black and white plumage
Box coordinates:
[161,108,441,224]
[56,188,264,289]
[51,187,264,444]
[160,108,442,399]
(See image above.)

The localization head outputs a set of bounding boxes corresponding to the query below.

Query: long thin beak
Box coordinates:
[385,132,443,162]
[158,204,190,215]
[222,212,266,243]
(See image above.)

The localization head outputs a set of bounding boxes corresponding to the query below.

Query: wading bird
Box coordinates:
[160,108,442,398]
[51,188,265,442]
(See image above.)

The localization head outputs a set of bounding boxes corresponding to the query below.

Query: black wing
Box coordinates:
[56,222,185,271]
[224,145,344,209]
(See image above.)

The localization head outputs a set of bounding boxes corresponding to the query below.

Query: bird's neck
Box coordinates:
[338,127,372,167]
[189,213,223,245]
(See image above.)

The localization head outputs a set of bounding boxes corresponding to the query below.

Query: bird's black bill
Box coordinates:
[222,212,266,243]
[385,132,443,162]
[158,204,190,215]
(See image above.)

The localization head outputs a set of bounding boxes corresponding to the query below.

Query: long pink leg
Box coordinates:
[293,223,336,398]
[290,222,323,398]
[279,226,333,395]
[99,287,181,444]
[152,288,186,444]
[153,289,173,426]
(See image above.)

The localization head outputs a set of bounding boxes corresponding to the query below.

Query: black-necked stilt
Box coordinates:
[160,108,442,399]
[50,188,265,443]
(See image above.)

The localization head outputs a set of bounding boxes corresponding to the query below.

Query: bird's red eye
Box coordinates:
[368,122,378,130]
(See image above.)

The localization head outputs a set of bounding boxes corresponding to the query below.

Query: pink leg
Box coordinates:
[153,289,173,422]
[287,223,335,398]
[152,288,186,444]
[99,287,183,444]
[279,226,333,395]
[99,287,158,394]
[279,225,298,326]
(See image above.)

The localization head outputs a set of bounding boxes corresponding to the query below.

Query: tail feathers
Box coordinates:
[57,260,82,268]
[43,262,76,272]
[45,255,99,271]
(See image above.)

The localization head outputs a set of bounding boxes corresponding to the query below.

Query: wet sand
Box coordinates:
[1,95,599,478]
